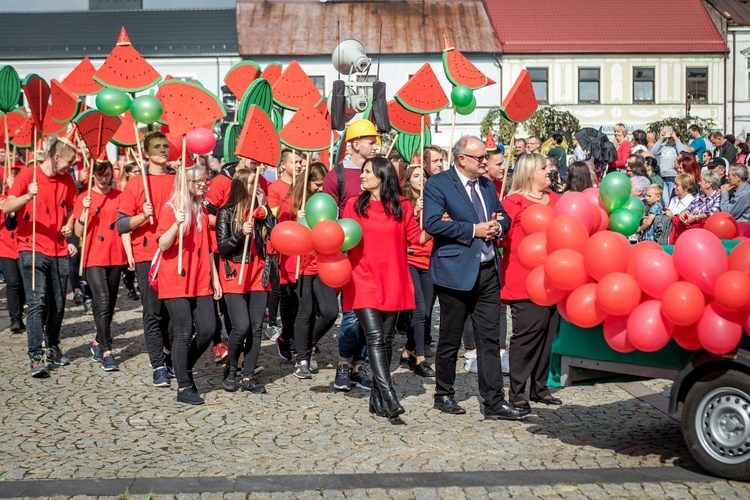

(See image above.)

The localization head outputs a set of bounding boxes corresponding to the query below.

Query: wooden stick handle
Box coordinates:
[295,152,312,280]
[419,115,425,229]
[178,135,186,275]
[447,110,457,167]
[238,165,263,286]
[78,146,95,275]
[2,114,8,196]
[32,129,38,291]
[385,132,398,159]
[133,122,154,225]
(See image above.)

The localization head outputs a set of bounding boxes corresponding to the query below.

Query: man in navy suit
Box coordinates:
[424,136,530,420]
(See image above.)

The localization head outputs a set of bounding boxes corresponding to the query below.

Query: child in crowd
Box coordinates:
[629,176,651,242]
[638,184,664,242]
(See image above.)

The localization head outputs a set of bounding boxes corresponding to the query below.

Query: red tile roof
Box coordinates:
[484,0,728,54]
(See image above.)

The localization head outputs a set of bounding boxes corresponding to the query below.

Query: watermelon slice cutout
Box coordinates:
[395,129,431,163]
[50,80,82,125]
[394,64,448,115]
[409,151,421,167]
[42,113,66,136]
[441,35,495,90]
[280,104,331,152]
[62,57,103,96]
[224,60,261,100]
[261,62,282,86]
[157,79,226,138]
[111,111,142,147]
[0,66,22,113]
[93,27,162,92]
[500,69,538,123]
[485,130,498,152]
[10,116,35,148]
[272,60,322,111]
[235,105,280,166]
[223,123,240,163]
[236,78,272,126]
[0,108,28,144]
[22,74,50,129]
[74,109,122,160]
[386,99,430,135]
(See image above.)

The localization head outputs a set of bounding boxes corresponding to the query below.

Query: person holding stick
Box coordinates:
[4,135,78,378]
[217,167,274,393]
[119,161,141,301]
[0,187,26,334]
[117,131,176,387]
[155,165,221,405]
[74,159,126,371]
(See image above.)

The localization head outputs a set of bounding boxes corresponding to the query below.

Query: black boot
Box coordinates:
[369,387,387,417]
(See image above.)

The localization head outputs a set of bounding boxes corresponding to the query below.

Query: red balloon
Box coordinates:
[660,281,705,326]
[525,265,566,306]
[626,300,673,352]
[310,220,345,255]
[582,187,605,210]
[589,205,602,235]
[634,250,680,299]
[316,252,352,288]
[729,240,750,274]
[270,221,314,256]
[672,323,702,351]
[596,272,641,316]
[697,303,743,354]
[546,215,590,253]
[544,249,588,291]
[597,208,609,233]
[554,192,595,233]
[557,296,572,322]
[744,309,750,335]
[704,212,738,240]
[566,283,607,328]
[518,232,548,271]
[583,230,629,281]
[713,270,750,312]
[673,228,729,294]
[185,127,216,155]
[603,315,636,353]
[738,222,750,238]
[520,203,555,235]
[626,241,663,276]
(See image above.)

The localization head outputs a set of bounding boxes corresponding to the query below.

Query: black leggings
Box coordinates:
[123,268,136,291]
[224,291,268,378]
[164,296,216,388]
[86,265,124,351]
[355,309,398,397]
[407,265,433,357]
[0,257,25,324]
[290,274,338,362]
[266,260,280,327]
[212,253,232,346]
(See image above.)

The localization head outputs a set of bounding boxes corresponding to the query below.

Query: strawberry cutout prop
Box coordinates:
[394,63,448,115]
[224,60,261,101]
[272,60,322,111]
[441,35,495,90]
[62,57,103,96]
[93,27,162,92]
[22,74,50,130]
[500,69,538,123]
[74,109,122,160]
[280,103,331,152]
[235,105,281,167]
[50,80,83,125]
[157,80,225,139]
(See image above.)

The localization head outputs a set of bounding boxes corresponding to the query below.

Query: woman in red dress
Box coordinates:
[74,160,127,371]
[155,166,222,405]
[217,167,275,394]
[343,157,430,419]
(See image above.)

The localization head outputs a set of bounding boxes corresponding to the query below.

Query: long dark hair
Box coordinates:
[563,161,594,192]
[354,156,403,221]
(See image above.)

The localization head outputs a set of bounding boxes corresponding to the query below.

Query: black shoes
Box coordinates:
[382,389,405,418]
[485,401,531,420]
[369,388,387,417]
[434,395,467,415]
[177,387,204,405]
[10,320,25,334]
[530,395,563,405]
[240,377,266,393]
[399,354,416,371]
[413,360,436,378]
[222,369,238,392]
[510,399,531,412]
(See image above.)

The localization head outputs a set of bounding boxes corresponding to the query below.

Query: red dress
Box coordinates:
[500,192,560,301]
[73,189,127,268]
[342,196,422,311]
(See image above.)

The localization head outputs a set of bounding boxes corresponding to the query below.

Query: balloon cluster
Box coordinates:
[451,85,476,116]
[522,203,750,355]
[269,193,363,288]
[598,172,645,236]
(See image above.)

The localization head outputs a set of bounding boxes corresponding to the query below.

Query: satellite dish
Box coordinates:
[332,39,370,75]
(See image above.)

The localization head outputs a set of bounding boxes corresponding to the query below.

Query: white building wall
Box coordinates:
[728,27,750,139]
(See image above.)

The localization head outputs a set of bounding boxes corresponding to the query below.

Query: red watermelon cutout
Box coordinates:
[224,60,261,99]
[62,57,103,96]
[272,60,322,111]
[441,35,494,90]
[485,130,497,152]
[42,112,66,136]
[111,110,142,147]
[0,108,28,143]
[50,79,82,125]
[235,105,280,166]
[280,103,331,152]
[261,62,282,86]
[386,99,430,135]
[10,115,35,148]
[74,109,122,160]
[501,69,538,123]
[157,80,225,138]
[93,27,162,92]
[394,63,448,115]
[22,74,50,129]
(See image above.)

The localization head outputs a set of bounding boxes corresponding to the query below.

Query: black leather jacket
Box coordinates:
[216,203,276,263]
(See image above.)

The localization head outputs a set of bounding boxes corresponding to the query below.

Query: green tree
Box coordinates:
[645,116,717,142]
[480,106,580,147]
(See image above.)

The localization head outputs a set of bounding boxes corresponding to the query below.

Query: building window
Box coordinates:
[528,68,548,104]
[310,76,326,96]
[686,67,708,102]
[633,67,655,103]
[578,68,600,104]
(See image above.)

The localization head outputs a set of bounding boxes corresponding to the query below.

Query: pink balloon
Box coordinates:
[554,192,595,233]
[603,315,636,353]
[565,283,607,328]
[672,228,729,294]
[713,270,750,312]
[597,208,610,233]
[582,187,605,210]
[672,323,702,351]
[697,303,743,354]
[185,127,216,155]
[634,250,680,299]
[626,300,673,352]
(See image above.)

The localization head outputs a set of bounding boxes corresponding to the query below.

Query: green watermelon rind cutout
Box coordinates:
[442,50,488,90]
[0,66,22,114]
[157,79,226,137]
[50,80,83,125]
[394,64,448,115]
[223,123,240,163]
[395,129,432,162]
[271,107,283,132]
[236,78,273,126]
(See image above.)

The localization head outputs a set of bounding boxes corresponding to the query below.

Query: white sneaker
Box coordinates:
[464,357,478,374]
[500,349,510,375]
[265,325,281,341]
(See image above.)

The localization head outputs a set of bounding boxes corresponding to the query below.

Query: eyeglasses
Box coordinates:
[94,173,112,179]
[190,179,208,186]
[461,153,487,163]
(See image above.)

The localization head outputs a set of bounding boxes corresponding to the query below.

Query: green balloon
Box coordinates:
[608,209,640,236]
[130,95,163,124]
[451,85,473,108]
[96,88,131,116]
[455,94,476,116]
[338,218,362,251]
[623,196,646,220]
[298,217,310,230]
[305,193,338,228]
[599,172,631,213]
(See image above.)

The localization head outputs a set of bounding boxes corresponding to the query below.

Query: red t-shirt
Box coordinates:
[267,178,291,213]
[74,189,127,268]
[118,172,176,263]
[277,198,316,282]
[500,192,560,301]
[8,167,76,257]
[205,173,232,251]
[154,203,213,300]
[0,196,18,259]
[342,196,422,311]
[407,238,433,270]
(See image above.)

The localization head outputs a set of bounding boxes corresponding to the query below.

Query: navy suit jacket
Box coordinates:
[424,167,510,291]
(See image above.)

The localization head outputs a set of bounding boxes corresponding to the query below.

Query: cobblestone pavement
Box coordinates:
[1,288,750,498]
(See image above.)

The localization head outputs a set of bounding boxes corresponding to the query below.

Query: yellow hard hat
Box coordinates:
[345,119,380,142]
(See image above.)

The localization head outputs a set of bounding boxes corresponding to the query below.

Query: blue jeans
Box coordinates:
[338,309,367,364]
[662,178,675,207]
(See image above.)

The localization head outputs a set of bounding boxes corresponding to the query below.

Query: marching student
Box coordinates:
[0,187,25,334]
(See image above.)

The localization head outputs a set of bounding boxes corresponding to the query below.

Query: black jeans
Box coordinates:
[508,300,558,402]
[355,308,398,398]
[291,274,338,362]
[278,283,295,345]
[0,257,25,325]
[18,251,68,359]
[212,254,232,346]
[407,265,434,357]
[266,260,280,327]
[123,268,136,291]
[225,291,268,378]
[135,261,171,369]
[434,262,506,412]
[86,265,124,351]
[164,295,216,389]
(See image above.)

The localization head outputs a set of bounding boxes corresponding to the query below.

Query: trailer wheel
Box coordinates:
[682,370,750,480]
